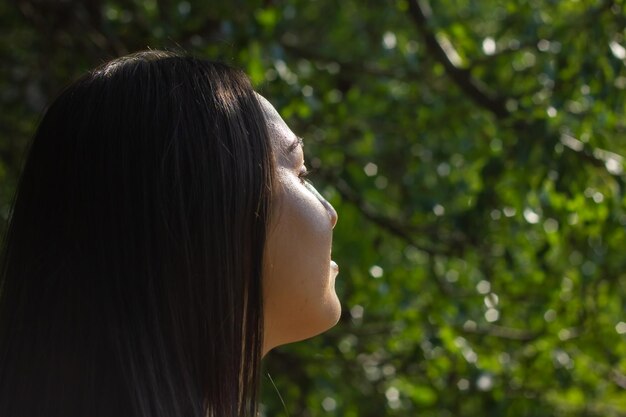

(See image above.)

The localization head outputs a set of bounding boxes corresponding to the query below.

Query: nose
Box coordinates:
[304,181,338,228]
[322,199,338,229]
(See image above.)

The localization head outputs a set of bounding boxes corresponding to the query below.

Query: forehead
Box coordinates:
[256,93,296,152]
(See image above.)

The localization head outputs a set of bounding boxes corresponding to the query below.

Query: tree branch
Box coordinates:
[279,40,417,81]
[333,176,439,256]
[406,0,510,119]
[458,323,540,342]
[406,0,625,185]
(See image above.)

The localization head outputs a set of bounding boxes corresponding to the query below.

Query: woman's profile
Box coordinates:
[0,50,340,417]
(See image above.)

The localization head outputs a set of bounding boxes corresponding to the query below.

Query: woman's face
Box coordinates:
[257,95,340,355]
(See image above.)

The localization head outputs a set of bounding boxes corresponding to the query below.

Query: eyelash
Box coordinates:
[298,167,314,184]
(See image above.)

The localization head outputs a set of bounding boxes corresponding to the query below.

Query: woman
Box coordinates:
[0,50,340,417]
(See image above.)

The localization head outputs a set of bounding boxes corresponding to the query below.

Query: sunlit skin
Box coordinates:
[258,94,340,356]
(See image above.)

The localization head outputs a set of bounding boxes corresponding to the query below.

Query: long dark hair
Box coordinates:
[0,50,274,417]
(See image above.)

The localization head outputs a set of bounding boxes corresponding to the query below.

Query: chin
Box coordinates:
[324,292,343,328]
[262,296,342,355]
[303,303,341,342]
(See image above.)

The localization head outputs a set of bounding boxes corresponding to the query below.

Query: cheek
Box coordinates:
[262,183,339,347]
[265,191,331,298]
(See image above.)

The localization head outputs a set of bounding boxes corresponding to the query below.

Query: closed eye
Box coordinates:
[298,166,316,184]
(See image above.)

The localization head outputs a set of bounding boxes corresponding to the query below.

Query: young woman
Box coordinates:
[0,50,340,417]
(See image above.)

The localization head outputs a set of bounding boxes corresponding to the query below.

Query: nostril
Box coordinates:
[326,201,338,229]
[304,181,338,227]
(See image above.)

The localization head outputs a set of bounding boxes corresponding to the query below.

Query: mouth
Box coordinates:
[330,260,339,273]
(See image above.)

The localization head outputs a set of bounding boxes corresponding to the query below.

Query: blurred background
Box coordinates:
[1,0,626,416]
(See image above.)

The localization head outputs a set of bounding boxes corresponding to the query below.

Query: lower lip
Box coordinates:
[330,260,339,272]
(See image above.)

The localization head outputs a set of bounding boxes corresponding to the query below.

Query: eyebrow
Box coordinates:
[286,136,304,154]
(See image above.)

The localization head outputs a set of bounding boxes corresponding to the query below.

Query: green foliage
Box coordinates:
[1,0,625,416]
